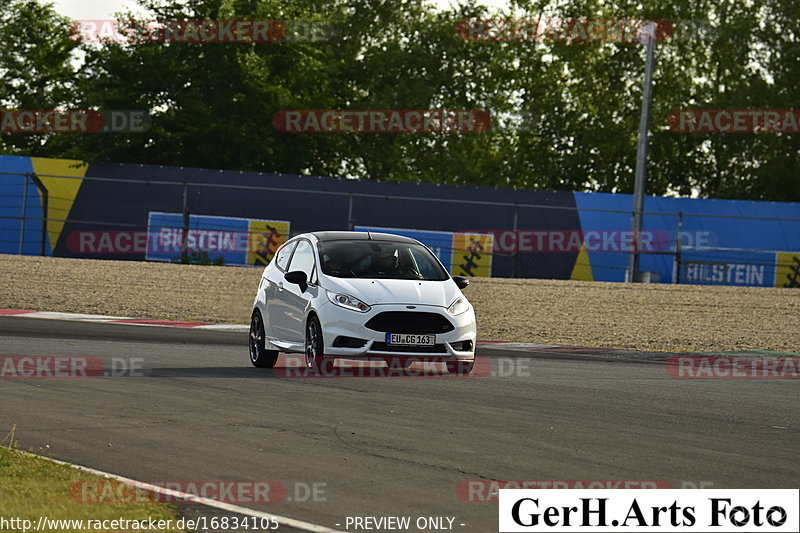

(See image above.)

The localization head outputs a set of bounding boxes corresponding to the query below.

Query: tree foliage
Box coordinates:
[1,0,798,201]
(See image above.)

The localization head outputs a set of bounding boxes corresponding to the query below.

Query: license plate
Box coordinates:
[386,333,435,346]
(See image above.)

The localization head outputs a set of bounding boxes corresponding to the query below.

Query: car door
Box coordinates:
[265,240,297,342]
[277,239,319,344]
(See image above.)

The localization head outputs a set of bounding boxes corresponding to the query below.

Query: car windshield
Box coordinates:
[318,240,449,281]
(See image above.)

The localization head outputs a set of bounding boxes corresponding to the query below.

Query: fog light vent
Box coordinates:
[450,340,473,351]
[333,336,368,348]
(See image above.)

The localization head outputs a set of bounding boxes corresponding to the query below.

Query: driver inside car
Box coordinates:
[369,248,400,277]
[322,251,349,276]
[369,248,423,279]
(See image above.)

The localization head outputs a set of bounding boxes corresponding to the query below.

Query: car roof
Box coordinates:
[309,231,418,244]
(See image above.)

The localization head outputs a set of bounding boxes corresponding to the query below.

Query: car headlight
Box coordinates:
[447,296,470,316]
[326,291,371,312]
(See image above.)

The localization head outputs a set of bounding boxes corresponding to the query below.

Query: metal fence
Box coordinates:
[1,169,799,287]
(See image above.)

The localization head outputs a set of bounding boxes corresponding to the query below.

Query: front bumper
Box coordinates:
[316,301,476,360]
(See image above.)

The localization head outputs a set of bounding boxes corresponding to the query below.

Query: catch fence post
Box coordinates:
[27,173,49,256]
[181,181,189,262]
[512,205,519,278]
[18,174,28,255]
[675,212,683,284]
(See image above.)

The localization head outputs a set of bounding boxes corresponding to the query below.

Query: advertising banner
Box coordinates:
[146,212,289,266]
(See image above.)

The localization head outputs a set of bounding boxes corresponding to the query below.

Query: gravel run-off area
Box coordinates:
[2,254,798,353]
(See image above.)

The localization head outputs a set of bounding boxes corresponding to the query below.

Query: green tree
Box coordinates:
[0,0,80,154]
[2,0,798,201]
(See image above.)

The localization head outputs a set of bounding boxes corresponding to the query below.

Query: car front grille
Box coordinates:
[364,312,454,334]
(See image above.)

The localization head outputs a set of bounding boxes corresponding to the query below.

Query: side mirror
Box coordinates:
[452,276,470,289]
[284,270,308,292]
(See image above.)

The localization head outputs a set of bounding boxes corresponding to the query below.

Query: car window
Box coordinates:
[318,240,449,281]
[274,240,297,271]
[287,239,316,280]
[409,246,448,280]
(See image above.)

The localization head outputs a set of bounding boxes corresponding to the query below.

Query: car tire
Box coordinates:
[446,360,475,374]
[305,315,330,372]
[249,310,278,368]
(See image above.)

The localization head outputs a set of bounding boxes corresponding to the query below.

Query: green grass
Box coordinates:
[0,427,183,532]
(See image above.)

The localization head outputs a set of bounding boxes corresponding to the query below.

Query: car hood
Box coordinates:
[322,277,462,307]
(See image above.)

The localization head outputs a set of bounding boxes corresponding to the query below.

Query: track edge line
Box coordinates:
[11,448,346,533]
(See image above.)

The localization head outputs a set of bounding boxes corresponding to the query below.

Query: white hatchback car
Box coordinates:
[249,231,477,373]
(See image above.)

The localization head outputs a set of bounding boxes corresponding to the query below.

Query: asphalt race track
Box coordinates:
[1,316,797,532]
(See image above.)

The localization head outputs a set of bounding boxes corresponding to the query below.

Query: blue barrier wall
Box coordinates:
[0,156,45,255]
[2,154,799,286]
[42,159,583,278]
[574,192,800,286]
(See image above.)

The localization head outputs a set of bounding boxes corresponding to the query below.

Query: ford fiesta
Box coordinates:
[248,231,477,373]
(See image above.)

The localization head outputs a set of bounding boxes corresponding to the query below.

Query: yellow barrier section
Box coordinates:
[247,220,290,266]
[775,252,800,288]
[452,233,493,277]
[570,242,594,281]
[30,157,88,253]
